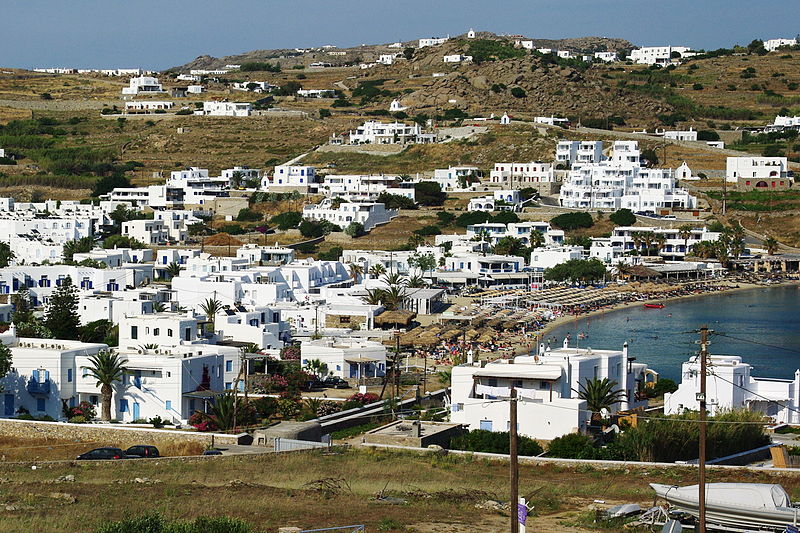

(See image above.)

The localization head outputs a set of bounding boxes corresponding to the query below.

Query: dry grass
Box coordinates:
[1,448,800,532]
[0,435,205,462]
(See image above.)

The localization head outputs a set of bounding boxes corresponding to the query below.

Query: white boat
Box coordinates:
[651,483,800,531]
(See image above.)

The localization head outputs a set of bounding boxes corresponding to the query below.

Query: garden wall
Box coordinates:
[0,418,246,450]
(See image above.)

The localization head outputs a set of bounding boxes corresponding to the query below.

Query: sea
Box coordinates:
[545,285,800,382]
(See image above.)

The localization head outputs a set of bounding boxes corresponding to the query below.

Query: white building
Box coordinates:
[419,37,449,48]
[764,38,797,52]
[726,156,790,184]
[663,128,698,141]
[236,244,295,266]
[559,141,697,210]
[300,338,387,379]
[534,116,570,127]
[489,161,557,193]
[348,120,424,144]
[389,99,407,112]
[451,341,650,440]
[766,115,800,132]
[121,219,186,245]
[320,174,415,201]
[121,76,164,95]
[468,190,523,212]
[302,200,397,232]
[297,89,336,98]
[665,355,800,424]
[265,165,316,188]
[629,46,693,66]
[377,54,397,65]
[610,225,721,259]
[432,166,484,191]
[594,52,618,62]
[444,54,472,63]
[199,101,252,117]
[465,221,564,247]
[231,81,277,93]
[124,101,174,113]
[556,140,604,167]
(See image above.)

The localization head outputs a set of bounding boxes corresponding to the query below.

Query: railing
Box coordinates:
[274,437,332,452]
[26,378,51,395]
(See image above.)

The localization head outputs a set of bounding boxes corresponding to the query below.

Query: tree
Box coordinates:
[270,211,302,230]
[103,235,146,249]
[406,274,427,288]
[0,342,11,391]
[0,242,14,267]
[529,230,545,249]
[764,236,780,255]
[92,174,131,198]
[550,212,594,230]
[200,298,223,322]
[544,258,607,283]
[165,262,184,279]
[368,263,386,278]
[377,192,417,210]
[86,351,126,421]
[576,377,626,423]
[408,252,436,276]
[63,236,94,262]
[413,181,446,206]
[44,276,80,340]
[348,263,364,283]
[492,236,527,257]
[78,319,116,344]
[609,208,636,226]
[491,211,520,224]
[303,358,329,379]
[678,225,694,256]
[641,148,659,167]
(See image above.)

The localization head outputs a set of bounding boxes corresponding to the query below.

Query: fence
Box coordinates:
[300,527,364,533]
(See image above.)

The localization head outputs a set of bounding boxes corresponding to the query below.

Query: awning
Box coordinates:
[344,355,381,363]
[183,390,226,399]
[473,365,562,380]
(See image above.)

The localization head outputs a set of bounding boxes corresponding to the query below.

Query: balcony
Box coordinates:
[26,377,51,395]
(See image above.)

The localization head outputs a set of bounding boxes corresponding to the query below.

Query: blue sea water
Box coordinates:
[545,286,800,382]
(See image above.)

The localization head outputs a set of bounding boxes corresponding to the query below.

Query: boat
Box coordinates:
[651,483,800,531]
[644,303,665,309]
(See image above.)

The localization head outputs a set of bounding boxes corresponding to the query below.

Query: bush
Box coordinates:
[550,212,594,230]
[697,129,720,141]
[377,192,416,210]
[467,39,526,64]
[318,108,331,118]
[547,432,599,459]
[413,181,446,206]
[491,211,520,224]
[510,87,527,98]
[455,211,492,227]
[236,208,262,222]
[414,225,441,236]
[609,208,636,226]
[344,222,365,237]
[217,224,246,235]
[68,416,87,424]
[239,61,280,72]
[270,211,302,230]
[94,511,254,533]
[692,83,704,90]
[65,401,96,421]
[318,246,343,261]
[449,429,543,456]
[544,258,607,283]
[436,211,455,226]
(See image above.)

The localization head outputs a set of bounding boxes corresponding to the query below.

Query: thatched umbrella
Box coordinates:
[374,310,417,328]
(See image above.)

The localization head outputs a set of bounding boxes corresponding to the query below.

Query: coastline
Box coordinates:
[535,280,799,340]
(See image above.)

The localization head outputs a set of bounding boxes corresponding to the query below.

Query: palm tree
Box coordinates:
[727,223,746,259]
[631,231,644,255]
[199,298,223,322]
[303,358,329,379]
[368,263,386,279]
[576,377,626,424]
[86,351,126,421]
[165,262,184,280]
[348,263,364,284]
[764,236,780,255]
[406,274,427,288]
[653,234,666,258]
[361,288,387,306]
[692,241,716,260]
[152,302,166,313]
[678,224,693,257]
[381,284,408,311]
[615,260,631,281]
[641,232,654,257]
[529,230,545,249]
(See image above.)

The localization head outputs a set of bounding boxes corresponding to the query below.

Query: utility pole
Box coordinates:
[698,325,709,533]
[721,176,727,216]
[510,387,519,533]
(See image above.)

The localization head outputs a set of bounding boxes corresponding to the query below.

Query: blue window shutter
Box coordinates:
[67,369,72,382]
[37,398,45,411]
[32,369,40,382]
[165,400,172,411]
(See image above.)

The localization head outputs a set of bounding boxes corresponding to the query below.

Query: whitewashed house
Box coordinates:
[264,165,316,188]
[300,338,386,379]
[662,128,698,141]
[121,76,164,95]
[444,54,472,63]
[348,120,424,144]
[320,174,415,201]
[432,166,484,191]
[490,161,558,194]
[419,37,449,48]
[450,341,650,440]
[594,52,618,62]
[610,226,722,259]
[199,101,252,117]
[465,221,564,247]
[726,156,790,184]
[665,355,800,424]
[124,101,174,113]
[302,200,397,232]
[468,190,523,212]
[764,38,797,52]
[555,140,604,167]
[236,244,295,266]
[629,46,693,66]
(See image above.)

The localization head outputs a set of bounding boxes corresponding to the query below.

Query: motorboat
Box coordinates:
[644,303,665,309]
[651,482,800,531]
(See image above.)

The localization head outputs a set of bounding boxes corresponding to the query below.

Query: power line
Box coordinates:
[711,331,800,356]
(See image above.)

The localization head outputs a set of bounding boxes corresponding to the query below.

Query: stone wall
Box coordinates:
[0,418,246,450]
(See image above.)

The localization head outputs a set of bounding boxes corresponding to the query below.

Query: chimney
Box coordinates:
[410,420,421,438]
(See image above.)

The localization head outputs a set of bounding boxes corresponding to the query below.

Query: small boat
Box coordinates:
[644,303,665,309]
[651,482,800,531]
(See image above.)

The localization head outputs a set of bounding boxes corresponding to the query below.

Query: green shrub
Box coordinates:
[344,222,365,237]
[544,258,607,283]
[609,208,636,226]
[377,192,416,210]
[455,211,492,227]
[413,225,441,236]
[492,211,519,224]
[94,512,253,533]
[547,433,599,459]
[436,211,455,226]
[270,211,302,230]
[550,212,594,230]
[239,61,280,72]
[413,181,446,206]
[449,429,543,456]
[318,246,343,261]
[217,224,246,235]
[236,208,262,222]
[467,39,526,64]
[692,83,704,90]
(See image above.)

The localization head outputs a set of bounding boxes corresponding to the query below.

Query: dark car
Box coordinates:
[76,447,128,460]
[125,445,160,458]
[202,449,223,456]
[302,379,326,391]
[324,377,351,389]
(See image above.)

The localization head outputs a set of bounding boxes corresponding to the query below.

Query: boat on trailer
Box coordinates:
[651,482,800,532]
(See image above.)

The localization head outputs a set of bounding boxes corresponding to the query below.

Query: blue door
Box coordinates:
[479,420,493,431]
[3,394,13,416]
[133,402,140,420]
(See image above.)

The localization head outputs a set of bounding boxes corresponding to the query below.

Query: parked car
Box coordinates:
[76,447,129,460]
[125,445,160,458]
[302,379,326,391]
[202,449,223,456]
[324,376,351,389]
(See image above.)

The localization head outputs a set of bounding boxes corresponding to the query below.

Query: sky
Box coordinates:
[3,0,800,70]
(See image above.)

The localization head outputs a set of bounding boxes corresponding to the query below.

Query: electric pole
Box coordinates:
[698,325,709,533]
[510,387,519,533]
[721,176,727,216]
